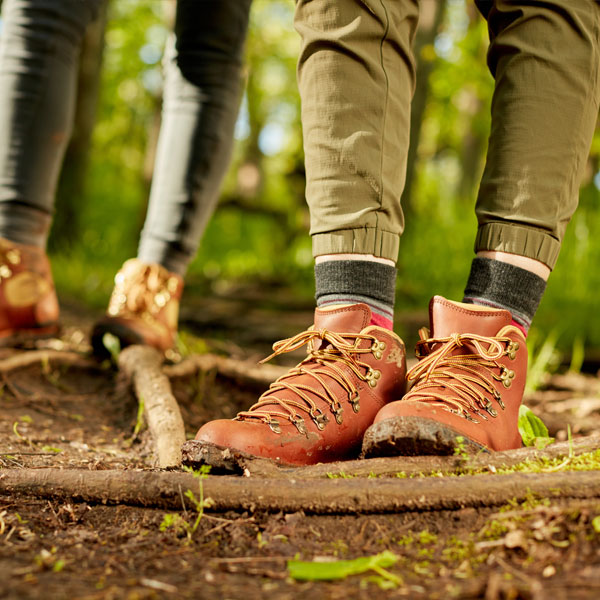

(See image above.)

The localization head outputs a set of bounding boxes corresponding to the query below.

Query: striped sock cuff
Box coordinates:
[463,257,547,332]
[315,260,396,328]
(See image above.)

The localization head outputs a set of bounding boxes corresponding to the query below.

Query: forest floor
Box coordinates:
[1,288,600,599]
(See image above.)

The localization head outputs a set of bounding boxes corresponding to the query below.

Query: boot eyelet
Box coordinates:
[483,399,498,418]
[506,341,520,360]
[500,367,515,388]
[310,409,329,430]
[366,368,381,388]
[268,419,282,434]
[333,405,344,424]
[464,413,479,424]
[291,416,307,435]
[349,391,360,413]
[371,340,386,360]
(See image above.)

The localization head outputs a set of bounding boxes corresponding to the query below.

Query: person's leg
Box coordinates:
[193,0,417,466]
[364,0,600,457]
[92,0,252,356]
[302,0,418,330]
[137,0,252,275]
[0,0,100,342]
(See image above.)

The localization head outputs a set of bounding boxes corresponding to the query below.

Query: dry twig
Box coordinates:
[119,345,186,468]
[2,468,600,514]
[163,353,286,388]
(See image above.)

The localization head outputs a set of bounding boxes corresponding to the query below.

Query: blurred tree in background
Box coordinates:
[2,0,600,356]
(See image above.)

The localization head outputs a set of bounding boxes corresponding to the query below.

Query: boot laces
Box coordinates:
[405,329,514,422]
[236,328,381,433]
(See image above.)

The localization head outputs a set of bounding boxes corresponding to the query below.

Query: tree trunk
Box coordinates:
[401,0,447,215]
[49,0,109,251]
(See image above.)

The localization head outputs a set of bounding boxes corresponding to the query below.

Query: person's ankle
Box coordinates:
[314,254,397,331]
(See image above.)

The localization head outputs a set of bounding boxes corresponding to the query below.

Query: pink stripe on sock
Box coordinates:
[511,319,528,337]
[370,313,393,330]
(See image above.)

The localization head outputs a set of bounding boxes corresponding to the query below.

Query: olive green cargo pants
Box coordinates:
[295,0,600,269]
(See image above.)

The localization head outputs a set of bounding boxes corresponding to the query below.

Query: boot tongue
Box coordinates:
[429,296,512,338]
[314,303,371,334]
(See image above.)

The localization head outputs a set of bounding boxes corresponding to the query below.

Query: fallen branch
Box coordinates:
[1,468,600,514]
[181,434,600,479]
[118,346,186,468]
[0,350,99,373]
[163,353,286,388]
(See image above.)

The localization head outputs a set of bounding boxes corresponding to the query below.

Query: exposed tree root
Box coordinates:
[118,346,186,468]
[0,350,99,373]
[163,353,286,388]
[181,434,600,478]
[1,467,600,514]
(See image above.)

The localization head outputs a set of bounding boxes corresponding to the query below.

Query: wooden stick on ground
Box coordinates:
[2,468,600,514]
[181,434,600,479]
[0,350,99,373]
[163,353,287,388]
[119,345,186,468]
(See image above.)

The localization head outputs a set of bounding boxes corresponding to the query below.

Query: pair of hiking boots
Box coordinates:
[0,237,527,464]
[0,238,182,355]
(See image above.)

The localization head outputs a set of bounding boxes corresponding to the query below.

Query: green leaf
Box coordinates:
[518,405,553,447]
[533,437,554,450]
[287,551,398,582]
[102,333,121,362]
[592,516,600,533]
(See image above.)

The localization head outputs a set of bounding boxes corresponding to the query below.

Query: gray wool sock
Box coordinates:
[315,260,397,325]
[462,257,547,332]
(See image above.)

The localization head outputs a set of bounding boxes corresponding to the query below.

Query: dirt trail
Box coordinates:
[1,299,600,599]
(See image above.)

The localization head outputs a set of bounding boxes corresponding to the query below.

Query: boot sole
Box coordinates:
[361,416,488,458]
[90,321,144,359]
[181,440,297,474]
[0,324,60,347]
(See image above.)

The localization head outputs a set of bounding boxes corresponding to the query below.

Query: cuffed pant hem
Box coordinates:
[312,228,400,262]
[137,238,190,277]
[0,203,50,248]
[475,222,561,270]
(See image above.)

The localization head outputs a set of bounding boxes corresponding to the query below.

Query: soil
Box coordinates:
[1,293,600,599]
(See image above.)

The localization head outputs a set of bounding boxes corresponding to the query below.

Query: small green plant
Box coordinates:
[159,465,213,542]
[518,405,554,448]
[126,398,145,446]
[418,530,438,545]
[569,335,585,373]
[102,332,121,363]
[526,329,561,393]
[453,436,469,462]
[326,471,354,479]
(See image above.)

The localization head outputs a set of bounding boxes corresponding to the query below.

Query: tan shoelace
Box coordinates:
[404,329,516,423]
[236,328,382,433]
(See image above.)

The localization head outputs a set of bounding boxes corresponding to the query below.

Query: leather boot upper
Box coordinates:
[92,259,183,355]
[195,303,407,465]
[0,237,59,343]
[371,296,527,452]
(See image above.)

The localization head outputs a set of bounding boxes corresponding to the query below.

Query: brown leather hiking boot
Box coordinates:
[362,296,527,457]
[0,237,59,345]
[194,304,407,466]
[91,259,183,357]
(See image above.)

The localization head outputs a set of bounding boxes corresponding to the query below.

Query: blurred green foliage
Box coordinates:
[40,0,600,354]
